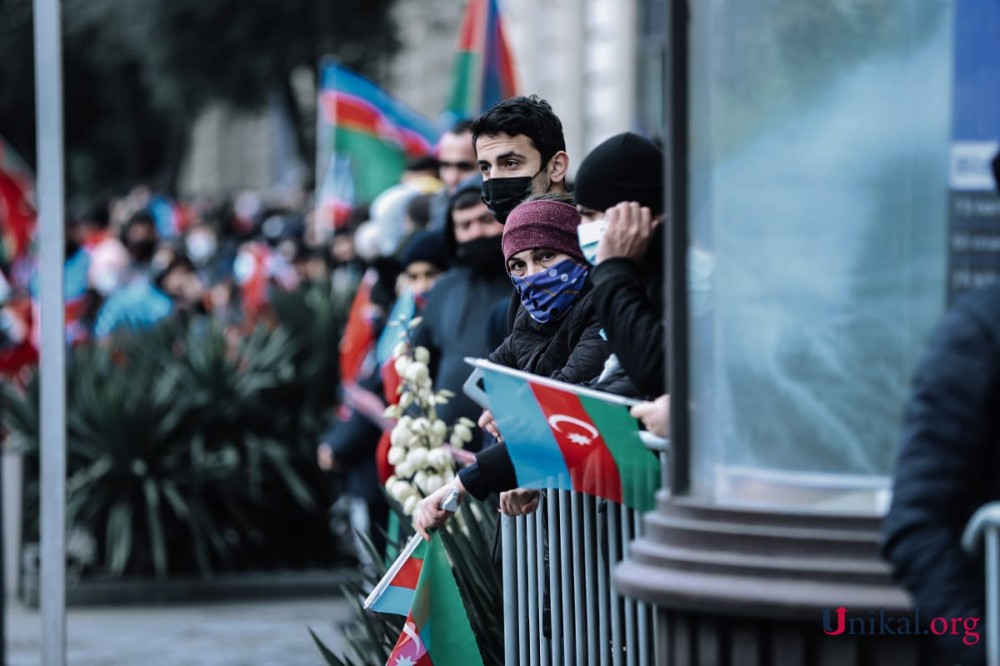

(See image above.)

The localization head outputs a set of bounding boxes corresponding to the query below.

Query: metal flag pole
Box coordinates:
[33,0,68,664]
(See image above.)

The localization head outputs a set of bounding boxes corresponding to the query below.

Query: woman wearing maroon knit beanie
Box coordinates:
[416,196,613,527]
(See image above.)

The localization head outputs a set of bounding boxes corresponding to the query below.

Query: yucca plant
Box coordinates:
[313,500,504,666]
[8,288,344,579]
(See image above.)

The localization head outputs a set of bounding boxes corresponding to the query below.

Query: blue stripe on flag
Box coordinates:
[481,367,573,488]
[368,585,415,617]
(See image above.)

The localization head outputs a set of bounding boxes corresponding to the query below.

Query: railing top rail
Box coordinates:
[961,501,1000,556]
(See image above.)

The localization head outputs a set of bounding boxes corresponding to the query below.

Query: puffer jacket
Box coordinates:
[459,283,612,498]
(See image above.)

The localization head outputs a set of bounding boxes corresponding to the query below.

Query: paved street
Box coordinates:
[5,596,353,666]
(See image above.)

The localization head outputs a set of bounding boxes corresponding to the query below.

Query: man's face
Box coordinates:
[452,202,503,244]
[403,261,443,297]
[437,131,477,191]
[476,132,550,193]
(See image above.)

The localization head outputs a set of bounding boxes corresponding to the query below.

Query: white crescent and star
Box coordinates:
[547,414,599,445]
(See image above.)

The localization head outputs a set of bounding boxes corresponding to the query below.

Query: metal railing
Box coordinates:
[501,445,667,666]
[962,501,1000,666]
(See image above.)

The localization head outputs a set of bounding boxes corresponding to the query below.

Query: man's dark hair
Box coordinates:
[469,95,566,167]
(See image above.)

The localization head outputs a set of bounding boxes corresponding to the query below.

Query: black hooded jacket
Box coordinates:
[881,285,1000,665]
[588,224,666,398]
[409,183,512,443]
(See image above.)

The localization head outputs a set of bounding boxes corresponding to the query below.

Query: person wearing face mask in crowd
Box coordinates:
[427,120,480,231]
[93,210,174,339]
[415,197,612,534]
[409,175,513,452]
[471,94,572,339]
[471,95,570,225]
[573,132,667,401]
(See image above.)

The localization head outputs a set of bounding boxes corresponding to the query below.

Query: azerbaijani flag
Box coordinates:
[366,535,426,617]
[476,360,661,512]
[443,0,518,123]
[383,534,483,666]
[317,62,438,207]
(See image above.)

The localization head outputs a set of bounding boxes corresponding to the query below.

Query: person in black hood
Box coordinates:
[573,131,667,399]
[409,175,512,450]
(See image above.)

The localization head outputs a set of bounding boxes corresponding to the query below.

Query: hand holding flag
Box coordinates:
[414,483,464,541]
[365,487,461,616]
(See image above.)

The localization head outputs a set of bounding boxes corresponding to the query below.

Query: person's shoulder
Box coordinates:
[947,285,1000,334]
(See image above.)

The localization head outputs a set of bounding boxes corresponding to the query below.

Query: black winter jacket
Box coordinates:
[881,285,1000,665]
[459,285,611,499]
[589,227,666,398]
[410,265,512,443]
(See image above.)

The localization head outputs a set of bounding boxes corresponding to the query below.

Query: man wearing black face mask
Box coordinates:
[410,176,512,450]
[93,210,174,338]
[470,95,570,225]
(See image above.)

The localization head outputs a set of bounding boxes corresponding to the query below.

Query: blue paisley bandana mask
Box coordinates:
[511,258,589,323]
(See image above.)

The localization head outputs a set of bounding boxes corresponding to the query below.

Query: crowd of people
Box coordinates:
[0,94,671,578]
[313,95,672,546]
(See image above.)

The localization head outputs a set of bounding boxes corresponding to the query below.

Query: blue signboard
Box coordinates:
[948,0,1000,300]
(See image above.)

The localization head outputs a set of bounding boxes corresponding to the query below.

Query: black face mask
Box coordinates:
[455,235,504,275]
[481,176,535,224]
[128,239,157,264]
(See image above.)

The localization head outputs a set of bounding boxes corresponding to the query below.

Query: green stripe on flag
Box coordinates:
[447,51,480,118]
[333,127,408,202]
[578,394,661,512]
[418,535,484,666]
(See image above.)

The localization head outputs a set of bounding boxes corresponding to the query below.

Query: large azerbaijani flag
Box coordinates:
[382,534,483,666]
[443,0,518,123]
[474,360,661,512]
[316,62,438,229]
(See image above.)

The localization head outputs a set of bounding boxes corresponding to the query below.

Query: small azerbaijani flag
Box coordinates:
[443,0,518,124]
[475,359,661,512]
[316,61,438,231]
[365,535,426,617]
[382,534,483,666]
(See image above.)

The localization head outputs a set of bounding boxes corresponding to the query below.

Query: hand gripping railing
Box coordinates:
[501,437,668,666]
[962,502,1000,666]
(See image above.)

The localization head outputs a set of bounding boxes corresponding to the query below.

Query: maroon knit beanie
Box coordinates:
[502,200,584,264]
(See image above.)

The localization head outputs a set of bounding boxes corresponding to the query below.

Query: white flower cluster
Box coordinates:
[383,324,475,515]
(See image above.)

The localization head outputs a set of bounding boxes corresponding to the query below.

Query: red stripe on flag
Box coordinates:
[457,0,486,51]
[528,382,623,503]
[322,92,430,157]
[496,21,518,98]
[392,555,423,590]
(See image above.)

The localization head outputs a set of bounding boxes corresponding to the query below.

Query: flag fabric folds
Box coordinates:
[444,0,518,123]
[316,62,438,221]
[475,360,661,512]
[366,535,427,617]
[382,534,483,666]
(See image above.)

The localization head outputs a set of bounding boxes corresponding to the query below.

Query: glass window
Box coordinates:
[636,0,666,137]
[688,0,954,514]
